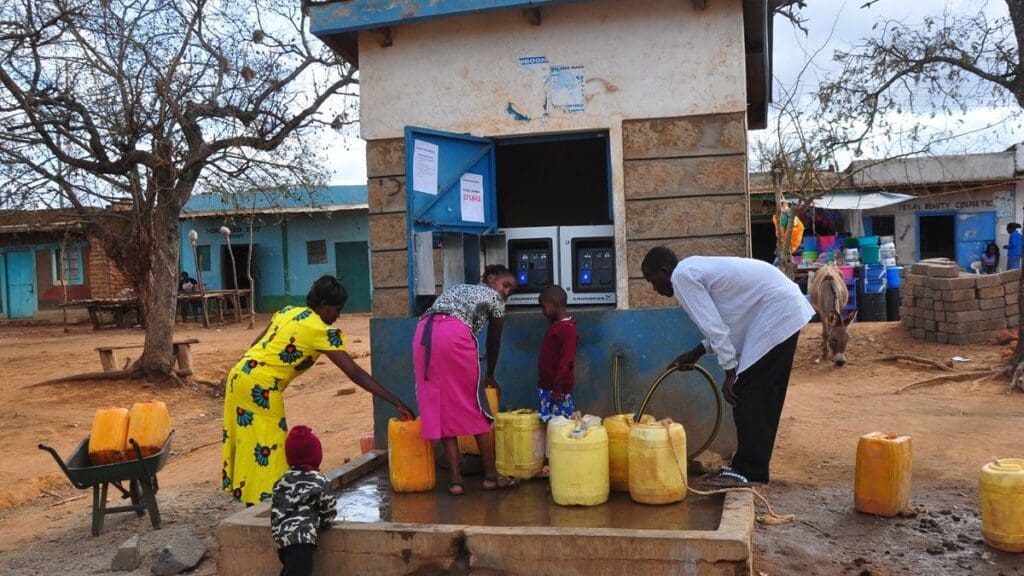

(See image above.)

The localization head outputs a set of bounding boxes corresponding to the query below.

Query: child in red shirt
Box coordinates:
[537,285,579,422]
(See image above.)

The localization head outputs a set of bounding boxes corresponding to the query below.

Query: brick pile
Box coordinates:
[901,259,1020,344]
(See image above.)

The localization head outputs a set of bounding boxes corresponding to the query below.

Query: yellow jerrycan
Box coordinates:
[546,413,602,458]
[627,419,687,505]
[604,413,657,492]
[854,432,912,517]
[126,401,173,457]
[458,386,499,455]
[980,458,1024,552]
[88,407,130,465]
[549,421,609,506]
[387,417,435,493]
[495,409,545,479]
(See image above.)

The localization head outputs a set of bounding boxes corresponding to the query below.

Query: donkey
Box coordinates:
[809,265,857,366]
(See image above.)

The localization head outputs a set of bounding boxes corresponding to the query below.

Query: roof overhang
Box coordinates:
[310,0,773,128]
[742,0,771,129]
[0,222,89,234]
[180,203,369,219]
[812,191,914,211]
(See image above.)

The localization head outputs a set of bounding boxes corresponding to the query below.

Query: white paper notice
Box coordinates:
[412,139,439,195]
[460,173,485,223]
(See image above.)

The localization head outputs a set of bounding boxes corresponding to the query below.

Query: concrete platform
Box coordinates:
[217,452,755,576]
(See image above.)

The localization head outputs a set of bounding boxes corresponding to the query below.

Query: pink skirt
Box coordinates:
[414,315,493,440]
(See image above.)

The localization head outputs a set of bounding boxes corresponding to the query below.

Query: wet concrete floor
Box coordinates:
[335,467,723,531]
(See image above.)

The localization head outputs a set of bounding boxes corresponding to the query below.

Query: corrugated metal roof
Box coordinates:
[0,207,104,233]
[182,185,368,217]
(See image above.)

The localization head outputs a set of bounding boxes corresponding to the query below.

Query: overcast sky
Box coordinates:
[322,0,1020,184]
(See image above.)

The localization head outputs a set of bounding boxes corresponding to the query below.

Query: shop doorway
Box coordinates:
[918,214,955,261]
[751,221,776,262]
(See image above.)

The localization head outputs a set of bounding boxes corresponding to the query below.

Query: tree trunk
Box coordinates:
[136,202,184,376]
[774,191,796,281]
[1011,267,1024,368]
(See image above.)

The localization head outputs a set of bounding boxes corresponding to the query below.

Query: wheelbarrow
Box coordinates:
[39,431,174,536]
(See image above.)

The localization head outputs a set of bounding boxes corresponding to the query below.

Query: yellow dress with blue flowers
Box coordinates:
[221,306,345,504]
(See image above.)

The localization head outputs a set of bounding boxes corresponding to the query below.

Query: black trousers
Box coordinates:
[729,330,800,483]
[278,543,315,576]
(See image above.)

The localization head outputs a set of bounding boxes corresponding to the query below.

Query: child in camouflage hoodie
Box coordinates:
[271,425,337,576]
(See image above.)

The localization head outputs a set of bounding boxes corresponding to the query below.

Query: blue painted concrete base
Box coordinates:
[369,307,738,459]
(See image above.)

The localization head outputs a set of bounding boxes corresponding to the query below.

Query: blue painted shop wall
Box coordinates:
[178,211,370,312]
[368,307,738,458]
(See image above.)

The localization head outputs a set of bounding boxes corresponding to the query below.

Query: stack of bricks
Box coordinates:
[901,259,1020,344]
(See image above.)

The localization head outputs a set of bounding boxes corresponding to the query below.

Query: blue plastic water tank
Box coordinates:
[886,266,903,289]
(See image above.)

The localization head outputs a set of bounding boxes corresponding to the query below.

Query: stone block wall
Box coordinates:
[365,112,752,316]
[901,260,1020,345]
[365,139,446,318]
[366,138,412,318]
[623,112,750,308]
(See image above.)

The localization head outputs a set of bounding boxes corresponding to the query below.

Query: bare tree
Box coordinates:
[0,0,357,378]
[816,1,1024,383]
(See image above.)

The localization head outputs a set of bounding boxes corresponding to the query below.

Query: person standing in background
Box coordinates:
[1005,223,1022,271]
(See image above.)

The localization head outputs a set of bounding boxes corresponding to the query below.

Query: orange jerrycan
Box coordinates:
[980,458,1024,552]
[387,418,435,493]
[854,432,912,517]
[88,407,130,465]
[126,401,172,457]
[458,386,499,455]
[604,413,657,492]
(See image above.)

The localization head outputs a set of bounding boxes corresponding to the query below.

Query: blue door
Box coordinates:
[4,251,36,318]
[404,126,498,303]
[957,211,997,271]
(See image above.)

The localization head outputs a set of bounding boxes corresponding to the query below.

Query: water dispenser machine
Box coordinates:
[559,225,616,306]
[502,227,559,306]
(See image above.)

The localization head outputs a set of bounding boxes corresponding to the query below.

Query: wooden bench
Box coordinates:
[96,338,200,374]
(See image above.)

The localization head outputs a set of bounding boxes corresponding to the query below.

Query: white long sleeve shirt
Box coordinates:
[671,257,814,374]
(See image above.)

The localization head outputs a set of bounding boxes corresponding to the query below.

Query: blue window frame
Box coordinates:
[55,246,84,285]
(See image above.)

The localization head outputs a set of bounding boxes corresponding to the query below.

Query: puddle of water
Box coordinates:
[335,466,723,531]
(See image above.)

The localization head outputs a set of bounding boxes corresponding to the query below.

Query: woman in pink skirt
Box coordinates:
[414,265,518,495]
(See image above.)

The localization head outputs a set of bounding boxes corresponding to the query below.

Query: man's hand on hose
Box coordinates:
[669,343,706,371]
[722,369,738,406]
[485,374,501,393]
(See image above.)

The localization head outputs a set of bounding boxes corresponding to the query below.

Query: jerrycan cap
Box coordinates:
[985,458,1024,473]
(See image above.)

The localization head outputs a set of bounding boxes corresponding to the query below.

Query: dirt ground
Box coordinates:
[1,316,1024,575]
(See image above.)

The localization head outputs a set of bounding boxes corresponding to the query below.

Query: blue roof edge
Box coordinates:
[183,184,368,215]
[310,0,577,37]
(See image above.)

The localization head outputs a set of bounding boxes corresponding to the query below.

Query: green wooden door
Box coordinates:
[335,241,371,313]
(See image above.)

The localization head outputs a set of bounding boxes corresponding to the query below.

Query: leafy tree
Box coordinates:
[0,0,356,378]
[817,1,1024,382]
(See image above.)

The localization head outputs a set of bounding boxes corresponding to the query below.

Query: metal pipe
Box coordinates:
[633,364,723,461]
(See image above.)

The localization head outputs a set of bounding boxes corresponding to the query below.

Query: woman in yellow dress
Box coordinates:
[222,275,414,504]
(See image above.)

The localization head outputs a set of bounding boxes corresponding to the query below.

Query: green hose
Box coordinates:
[612,354,623,414]
[632,364,723,461]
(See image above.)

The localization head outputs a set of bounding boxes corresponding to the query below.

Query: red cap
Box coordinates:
[285,425,323,472]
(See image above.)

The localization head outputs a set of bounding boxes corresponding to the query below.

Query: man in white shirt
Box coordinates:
[641,247,814,486]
